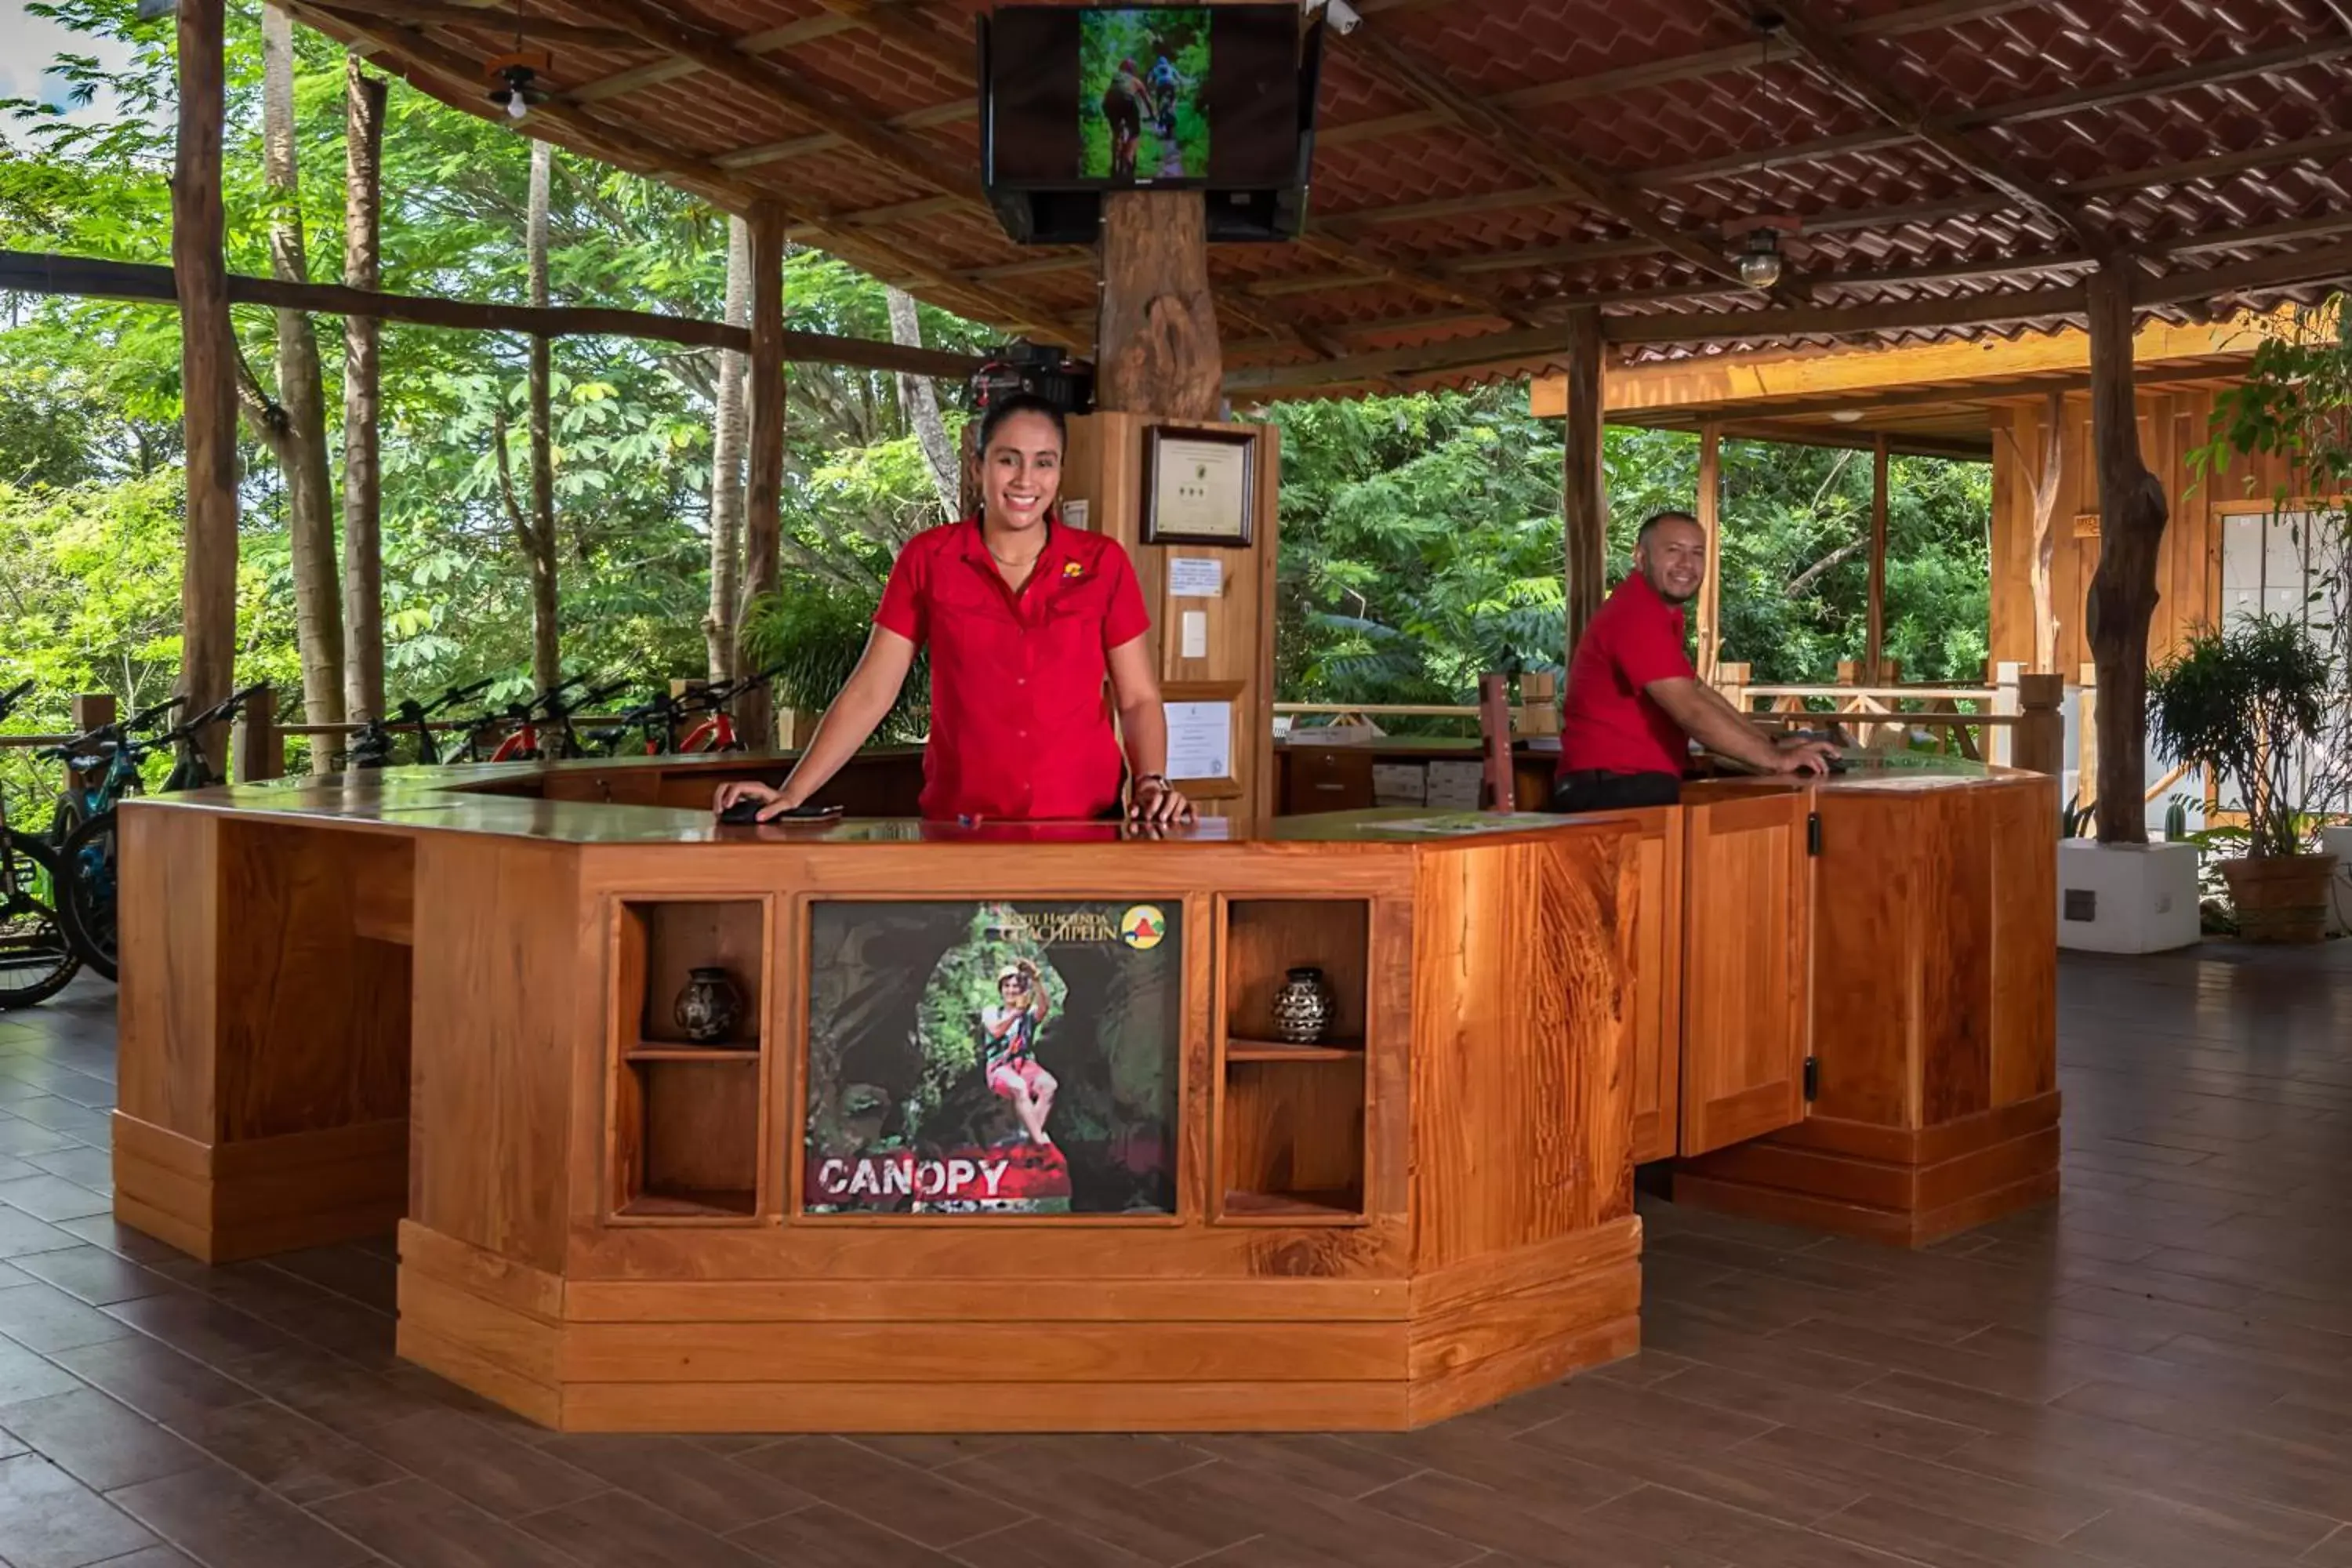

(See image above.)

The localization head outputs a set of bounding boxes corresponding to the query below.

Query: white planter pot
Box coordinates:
[2057,840,2202,953]
[2325,827,2352,936]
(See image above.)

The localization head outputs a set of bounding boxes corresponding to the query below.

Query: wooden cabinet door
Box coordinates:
[1628,810,1684,1166]
[1678,789,1811,1156]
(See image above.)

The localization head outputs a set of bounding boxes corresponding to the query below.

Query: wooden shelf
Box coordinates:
[1225,1038,1363,1063]
[1221,1189,1363,1222]
[615,1188,757,1219]
[625,1044,760,1063]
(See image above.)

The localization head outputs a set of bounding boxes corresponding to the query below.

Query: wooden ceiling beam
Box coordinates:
[1336,30,1759,292]
[289,4,1073,344]
[307,0,652,52]
[1744,0,2111,256]
[569,15,857,104]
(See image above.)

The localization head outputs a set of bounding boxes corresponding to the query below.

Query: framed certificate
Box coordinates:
[1141,426,1256,548]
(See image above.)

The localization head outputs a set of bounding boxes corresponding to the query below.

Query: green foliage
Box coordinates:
[739,579,931,745]
[2147,615,2335,858]
[913,906,1064,1143]
[1268,389,1994,725]
[1078,9,1210,179]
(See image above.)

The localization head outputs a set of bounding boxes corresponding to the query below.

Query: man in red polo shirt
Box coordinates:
[1554,510,1835,812]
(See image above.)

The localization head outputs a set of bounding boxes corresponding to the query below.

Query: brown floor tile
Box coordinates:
[266,1246,399,1312]
[0,1281,145,1354]
[738,1436,1028,1549]
[312,1476,589,1568]
[535,1432,815,1531]
[1151,1459,1486,1568]
[1515,1408,1867,1527]
[729,1501,964,1567]
[100,1292,304,1369]
[1359,1468,1732,1567]
[0,1334,86,1406]
[1337,1424,1635,1512]
[1730,1425,2111,1544]
[2057,1488,2339,1568]
[1647,1361,1987,1459]
[848,1432,1022,1470]
[47,1337,256,1425]
[515,1486,771,1568]
[0,1389,205,1492]
[1185,1435,1421,1501]
[166,1399,406,1506]
[1582,1483,1813,1563]
[348,1406,605,1519]
[941,1446,1245,1566]
[1813,1495,2115,1568]
[0,1452,159,1568]
[84,1548,199,1568]
[947,1518,1160,1568]
[109,1460,376,1568]
[0,1203,80,1259]
[8,1247,183,1308]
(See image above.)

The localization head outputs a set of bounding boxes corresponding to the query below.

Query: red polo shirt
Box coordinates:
[1557,573,1698,779]
[874,517,1151,821]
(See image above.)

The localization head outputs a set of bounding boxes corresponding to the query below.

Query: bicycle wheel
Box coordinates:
[0,833,80,1007]
[58,811,118,984]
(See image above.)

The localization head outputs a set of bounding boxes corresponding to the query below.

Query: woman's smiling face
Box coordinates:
[982,410,1063,533]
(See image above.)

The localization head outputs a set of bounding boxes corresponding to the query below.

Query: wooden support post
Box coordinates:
[1095,193,1219,420]
[2082,260,2169,844]
[2076,659,2100,811]
[1715,662,1750,717]
[172,0,238,777]
[230,688,282,783]
[737,200,787,750]
[65,694,114,794]
[1866,432,1889,683]
[342,59,387,723]
[1695,422,1722,681]
[1562,304,1607,662]
[1477,673,1512,813]
[2013,672,2064,778]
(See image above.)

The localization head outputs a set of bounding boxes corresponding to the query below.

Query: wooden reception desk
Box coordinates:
[111,751,2055,1432]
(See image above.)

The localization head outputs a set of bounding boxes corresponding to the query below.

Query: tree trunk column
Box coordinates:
[174,0,237,772]
[1865,432,1889,683]
[1562,305,1607,663]
[738,201,788,750]
[1095,192,1219,420]
[1695,422,1722,681]
[2082,259,2168,844]
[342,59,387,723]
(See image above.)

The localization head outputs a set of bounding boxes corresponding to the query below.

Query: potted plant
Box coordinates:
[2146,615,2339,942]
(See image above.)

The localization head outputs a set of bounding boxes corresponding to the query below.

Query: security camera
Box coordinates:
[1305,0,1363,35]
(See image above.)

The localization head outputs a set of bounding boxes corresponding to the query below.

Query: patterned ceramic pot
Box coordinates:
[674,966,746,1044]
[1272,967,1333,1044]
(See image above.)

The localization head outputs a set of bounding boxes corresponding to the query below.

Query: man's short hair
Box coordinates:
[1635,510,1700,546]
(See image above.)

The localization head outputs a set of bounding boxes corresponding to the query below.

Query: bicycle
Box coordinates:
[344,675,497,770]
[477,674,633,764]
[0,679,82,1008]
[56,683,267,984]
[44,695,183,850]
[594,665,784,757]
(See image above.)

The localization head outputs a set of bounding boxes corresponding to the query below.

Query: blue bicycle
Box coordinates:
[55,684,266,984]
[0,680,80,1007]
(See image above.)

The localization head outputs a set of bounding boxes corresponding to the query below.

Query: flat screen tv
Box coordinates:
[979,4,1324,244]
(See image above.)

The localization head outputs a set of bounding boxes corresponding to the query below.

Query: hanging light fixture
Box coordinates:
[484,0,552,123]
[1724,10,1802,292]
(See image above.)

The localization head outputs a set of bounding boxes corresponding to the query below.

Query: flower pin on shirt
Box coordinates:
[1062,561,1085,579]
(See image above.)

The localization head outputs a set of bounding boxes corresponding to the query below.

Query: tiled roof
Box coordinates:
[293,0,2352,399]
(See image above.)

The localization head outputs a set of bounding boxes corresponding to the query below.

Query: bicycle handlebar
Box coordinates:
[423,676,497,717]
[123,695,187,734]
[0,678,33,720]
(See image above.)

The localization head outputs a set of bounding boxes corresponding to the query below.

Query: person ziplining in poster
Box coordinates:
[982,960,1058,1147]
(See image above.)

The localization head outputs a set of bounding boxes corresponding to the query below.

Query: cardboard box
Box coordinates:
[1371,762,1427,807]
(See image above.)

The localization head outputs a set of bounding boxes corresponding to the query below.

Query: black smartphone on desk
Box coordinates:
[718,799,842,826]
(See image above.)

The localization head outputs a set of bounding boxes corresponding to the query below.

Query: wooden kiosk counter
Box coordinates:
[111,752,2056,1432]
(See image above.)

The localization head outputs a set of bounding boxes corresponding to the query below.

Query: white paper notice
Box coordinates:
[1180,610,1208,659]
[1062,499,1089,530]
[1165,701,1232,781]
[1167,557,1222,597]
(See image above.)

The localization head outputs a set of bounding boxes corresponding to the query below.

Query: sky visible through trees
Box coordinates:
[0,0,1991,785]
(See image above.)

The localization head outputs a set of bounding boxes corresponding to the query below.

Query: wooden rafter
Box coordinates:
[307,0,652,52]
[1737,0,2109,256]
[0,249,986,377]
[296,4,1071,343]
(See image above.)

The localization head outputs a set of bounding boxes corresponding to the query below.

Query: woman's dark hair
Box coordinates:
[977,392,1067,454]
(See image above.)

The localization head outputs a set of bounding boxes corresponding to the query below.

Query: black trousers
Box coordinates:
[1550,769,1682,814]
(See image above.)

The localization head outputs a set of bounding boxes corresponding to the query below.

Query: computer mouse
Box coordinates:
[717,797,770,825]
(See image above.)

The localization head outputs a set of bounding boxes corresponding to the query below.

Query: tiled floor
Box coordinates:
[0,944,2348,1566]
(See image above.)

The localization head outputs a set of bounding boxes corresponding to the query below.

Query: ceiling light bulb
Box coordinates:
[1737,247,1783,289]
[506,92,528,121]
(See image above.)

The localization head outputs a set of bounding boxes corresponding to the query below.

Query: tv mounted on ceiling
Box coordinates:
[978,4,1326,245]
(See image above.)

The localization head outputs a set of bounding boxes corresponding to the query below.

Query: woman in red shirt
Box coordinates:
[714,394,1194,826]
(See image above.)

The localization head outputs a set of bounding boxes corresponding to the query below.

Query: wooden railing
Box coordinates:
[1714,659,2064,776]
